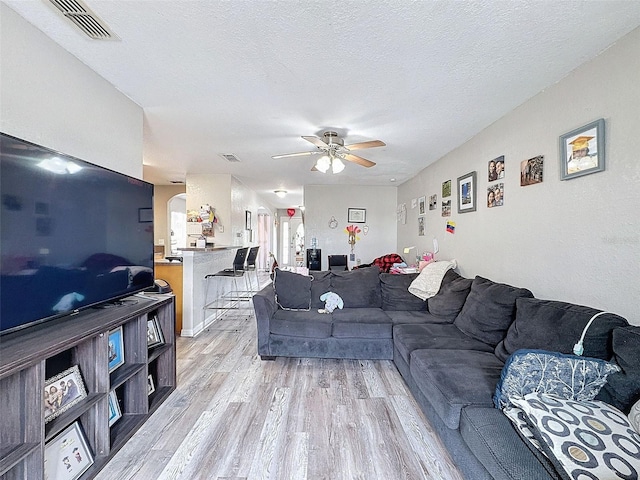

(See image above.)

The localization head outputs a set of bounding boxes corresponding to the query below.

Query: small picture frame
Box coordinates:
[441,200,451,217]
[108,326,125,373]
[418,216,425,236]
[488,155,505,181]
[429,194,437,210]
[457,171,477,213]
[347,208,366,223]
[44,365,88,423]
[108,390,122,427]
[44,421,94,480]
[147,316,165,348]
[147,374,156,396]
[417,197,426,216]
[245,210,252,230]
[138,207,153,223]
[487,183,504,208]
[521,155,544,186]
[560,118,605,180]
[442,180,452,198]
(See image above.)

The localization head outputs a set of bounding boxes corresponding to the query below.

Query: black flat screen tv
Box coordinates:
[0,133,155,335]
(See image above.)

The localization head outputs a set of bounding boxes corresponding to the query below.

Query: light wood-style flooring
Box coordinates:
[95,292,464,480]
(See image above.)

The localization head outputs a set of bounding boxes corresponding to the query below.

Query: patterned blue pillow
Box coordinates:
[494,349,620,410]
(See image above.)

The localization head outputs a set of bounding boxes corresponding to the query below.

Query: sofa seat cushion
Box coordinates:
[394,323,494,366]
[271,309,332,338]
[410,349,504,429]
[494,297,628,362]
[331,308,392,339]
[385,310,452,325]
[427,270,473,321]
[454,276,533,347]
[330,266,382,308]
[380,272,427,311]
[460,406,561,479]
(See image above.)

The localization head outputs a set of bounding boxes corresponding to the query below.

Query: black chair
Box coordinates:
[241,246,260,294]
[328,254,348,271]
[203,247,249,316]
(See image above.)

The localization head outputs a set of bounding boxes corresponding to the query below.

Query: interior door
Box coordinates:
[280,216,304,266]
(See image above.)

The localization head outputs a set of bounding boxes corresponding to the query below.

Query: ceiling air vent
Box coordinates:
[220,154,241,163]
[48,0,119,40]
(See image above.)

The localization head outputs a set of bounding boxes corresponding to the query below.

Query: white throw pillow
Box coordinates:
[630,398,640,434]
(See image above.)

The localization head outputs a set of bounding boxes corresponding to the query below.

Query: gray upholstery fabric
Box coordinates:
[268,334,393,359]
[393,323,494,366]
[460,407,561,480]
[252,284,277,356]
[385,310,452,325]
[454,276,533,347]
[379,272,427,311]
[410,349,504,429]
[427,269,473,321]
[273,268,312,310]
[330,266,382,308]
[331,308,392,339]
[310,271,332,309]
[271,309,332,338]
[494,297,628,362]
[595,325,640,413]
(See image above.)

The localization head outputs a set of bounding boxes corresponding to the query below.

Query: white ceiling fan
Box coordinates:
[272,131,385,173]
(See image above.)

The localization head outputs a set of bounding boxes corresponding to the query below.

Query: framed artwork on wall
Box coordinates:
[347,208,366,223]
[457,171,477,213]
[417,196,426,216]
[560,118,605,180]
[442,180,452,198]
[245,210,252,230]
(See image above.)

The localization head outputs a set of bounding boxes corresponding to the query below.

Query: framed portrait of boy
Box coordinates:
[44,365,87,423]
[44,421,94,480]
[108,326,125,373]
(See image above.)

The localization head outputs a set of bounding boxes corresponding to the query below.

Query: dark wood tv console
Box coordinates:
[0,294,176,479]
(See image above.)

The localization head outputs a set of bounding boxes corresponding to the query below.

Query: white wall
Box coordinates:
[305,185,397,270]
[398,27,640,324]
[0,4,143,178]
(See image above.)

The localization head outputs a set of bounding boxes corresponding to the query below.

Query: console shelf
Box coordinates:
[0,294,176,480]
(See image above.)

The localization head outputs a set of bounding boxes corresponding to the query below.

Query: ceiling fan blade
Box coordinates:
[343,153,376,168]
[272,151,319,159]
[301,135,328,148]
[345,140,386,151]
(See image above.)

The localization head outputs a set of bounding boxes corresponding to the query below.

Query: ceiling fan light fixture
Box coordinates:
[274,190,288,198]
[315,155,331,173]
[331,157,345,174]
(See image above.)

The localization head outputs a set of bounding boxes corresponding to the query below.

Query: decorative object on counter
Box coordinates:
[560,118,605,180]
[44,365,87,423]
[345,224,361,253]
[457,171,477,213]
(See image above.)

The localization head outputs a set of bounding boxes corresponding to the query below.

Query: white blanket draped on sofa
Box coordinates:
[408,260,457,300]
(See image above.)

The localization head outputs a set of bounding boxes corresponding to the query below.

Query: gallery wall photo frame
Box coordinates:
[457,171,477,213]
[560,118,605,180]
[44,420,94,480]
[347,208,366,223]
[108,326,125,373]
[245,210,252,230]
[417,196,426,216]
[44,365,88,423]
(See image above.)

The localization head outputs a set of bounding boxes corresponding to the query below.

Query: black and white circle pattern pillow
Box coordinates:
[512,392,640,480]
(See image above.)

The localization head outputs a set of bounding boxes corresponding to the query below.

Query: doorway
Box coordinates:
[167,194,187,255]
[280,215,304,267]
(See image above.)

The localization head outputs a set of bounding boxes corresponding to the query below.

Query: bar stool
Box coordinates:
[203,247,249,317]
[242,246,260,294]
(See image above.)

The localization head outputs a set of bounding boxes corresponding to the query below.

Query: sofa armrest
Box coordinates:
[252,283,277,356]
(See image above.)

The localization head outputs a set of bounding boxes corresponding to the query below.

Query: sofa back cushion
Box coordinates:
[427,270,473,321]
[494,297,628,362]
[330,266,382,308]
[273,268,311,311]
[454,276,533,347]
[380,273,427,311]
[310,271,332,309]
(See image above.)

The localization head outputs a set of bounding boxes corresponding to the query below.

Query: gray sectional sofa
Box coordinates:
[251,266,639,480]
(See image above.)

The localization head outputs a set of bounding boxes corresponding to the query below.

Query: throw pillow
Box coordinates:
[512,393,640,480]
[494,298,628,363]
[494,349,620,410]
[273,268,311,311]
[379,273,427,311]
[426,269,472,321]
[630,398,640,434]
[453,276,533,347]
[330,266,382,308]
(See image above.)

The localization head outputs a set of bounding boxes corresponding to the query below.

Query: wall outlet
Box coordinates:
[219,225,224,233]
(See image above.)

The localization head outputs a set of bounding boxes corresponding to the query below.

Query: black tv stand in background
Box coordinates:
[0,295,176,479]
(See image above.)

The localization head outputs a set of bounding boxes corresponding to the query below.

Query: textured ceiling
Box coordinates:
[4,0,640,208]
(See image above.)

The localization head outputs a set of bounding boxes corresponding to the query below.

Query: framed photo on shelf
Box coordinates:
[44,421,94,480]
[108,326,125,373]
[147,316,165,348]
[44,365,88,423]
[457,171,477,213]
[108,390,122,427]
[560,118,605,180]
[347,208,366,223]
[147,374,156,396]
